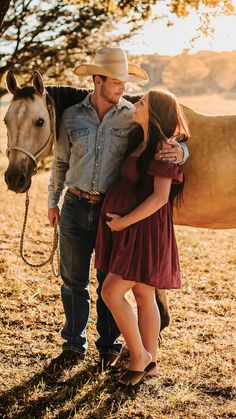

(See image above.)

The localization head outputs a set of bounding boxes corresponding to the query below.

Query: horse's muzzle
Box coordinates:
[4,164,33,193]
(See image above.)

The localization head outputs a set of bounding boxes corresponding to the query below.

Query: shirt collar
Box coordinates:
[76,93,93,108]
[116,97,134,110]
[76,93,134,110]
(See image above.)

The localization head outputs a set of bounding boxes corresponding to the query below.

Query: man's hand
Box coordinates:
[48,206,60,227]
[156,138,184,164]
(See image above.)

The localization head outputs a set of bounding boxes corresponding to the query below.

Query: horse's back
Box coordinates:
[174,105,236,228]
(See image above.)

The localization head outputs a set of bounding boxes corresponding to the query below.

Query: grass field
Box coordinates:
[0,94,235,418]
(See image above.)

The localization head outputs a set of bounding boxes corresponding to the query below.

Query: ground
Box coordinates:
[0,95,235,418]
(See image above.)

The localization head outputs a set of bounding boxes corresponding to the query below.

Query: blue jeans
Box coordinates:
[59,191,121,354]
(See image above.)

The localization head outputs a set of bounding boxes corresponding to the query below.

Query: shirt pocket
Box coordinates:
[110,128,128,157]
[70,128,89,156]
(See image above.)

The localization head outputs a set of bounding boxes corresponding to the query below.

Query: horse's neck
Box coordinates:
[45,85,140,136]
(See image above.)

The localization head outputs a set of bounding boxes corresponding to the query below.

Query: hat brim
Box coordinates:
[74,63,148,82]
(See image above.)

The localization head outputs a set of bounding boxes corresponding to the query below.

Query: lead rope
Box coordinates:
[19,97,60,277]
[20,190,59,272]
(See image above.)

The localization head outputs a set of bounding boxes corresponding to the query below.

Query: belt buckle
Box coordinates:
[85,192,95,203]
[83,192,90,200]
[89,196,97,204]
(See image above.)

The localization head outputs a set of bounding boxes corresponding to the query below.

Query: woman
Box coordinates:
[95,87,189,386]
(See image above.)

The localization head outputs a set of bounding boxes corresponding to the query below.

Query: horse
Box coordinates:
[4,71,236,228]
[3,71,236,332]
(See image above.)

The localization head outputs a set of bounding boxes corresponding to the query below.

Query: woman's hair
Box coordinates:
[127,87,190,205]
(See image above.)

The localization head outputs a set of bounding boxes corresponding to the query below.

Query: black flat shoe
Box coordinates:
[119,362,156,386]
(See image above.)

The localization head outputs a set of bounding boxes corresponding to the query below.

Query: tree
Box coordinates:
[0,0,234,96]
[0,0,159,94]
[162,51,210,95]
[0,0,11,32]
[208,54,236,92]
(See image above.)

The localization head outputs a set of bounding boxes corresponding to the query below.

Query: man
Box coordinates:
[48,47,188,370]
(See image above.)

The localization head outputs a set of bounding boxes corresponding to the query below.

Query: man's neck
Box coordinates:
[90,92,118,121]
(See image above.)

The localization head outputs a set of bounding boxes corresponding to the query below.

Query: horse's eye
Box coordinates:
[35,118,44,127]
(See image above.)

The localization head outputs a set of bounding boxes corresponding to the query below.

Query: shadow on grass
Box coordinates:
[0,361,137,418]
[198,384,235,400]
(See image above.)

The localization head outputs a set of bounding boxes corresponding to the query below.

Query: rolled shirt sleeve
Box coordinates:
[179,142,189,165]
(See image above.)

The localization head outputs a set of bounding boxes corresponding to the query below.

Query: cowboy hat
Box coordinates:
[74,47,148,82]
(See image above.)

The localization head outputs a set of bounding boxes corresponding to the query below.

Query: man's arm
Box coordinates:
[48,114,70,226]
[157,138,189,165]
[48,160,68,226]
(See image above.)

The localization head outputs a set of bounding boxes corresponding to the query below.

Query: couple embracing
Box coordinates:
[48,47,189,386]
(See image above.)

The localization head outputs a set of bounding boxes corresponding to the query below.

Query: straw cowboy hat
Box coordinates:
[74,47,148,82]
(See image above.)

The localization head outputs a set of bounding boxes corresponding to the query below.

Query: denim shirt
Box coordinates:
[48,94,135,207]
[48,93,189,208]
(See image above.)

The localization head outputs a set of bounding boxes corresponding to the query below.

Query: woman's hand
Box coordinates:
[106,213,127,231]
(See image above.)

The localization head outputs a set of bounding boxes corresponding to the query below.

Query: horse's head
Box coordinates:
[4,71,54,193]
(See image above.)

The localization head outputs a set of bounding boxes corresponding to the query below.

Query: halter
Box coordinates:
[5,90,60,277]
[6,136,52,170]
[6,92,56,172]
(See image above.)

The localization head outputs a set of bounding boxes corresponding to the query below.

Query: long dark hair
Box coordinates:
[127,87,190,205]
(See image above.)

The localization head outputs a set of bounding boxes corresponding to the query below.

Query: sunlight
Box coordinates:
[120,1,236,55]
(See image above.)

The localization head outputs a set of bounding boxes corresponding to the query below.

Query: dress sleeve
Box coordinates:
[148,160,183,183]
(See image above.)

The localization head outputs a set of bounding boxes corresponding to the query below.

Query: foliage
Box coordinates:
[0,0,234,94]
[0,0,11,31]
[0,0,159,92]
[142,50,236,95]
[162,51,210,94]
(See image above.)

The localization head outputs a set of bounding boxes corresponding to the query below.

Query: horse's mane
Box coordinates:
[46,85,141,137]
[13,86,36,101]
[11,84,141,137]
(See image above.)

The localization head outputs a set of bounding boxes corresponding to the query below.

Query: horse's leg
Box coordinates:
[155,289,170,332]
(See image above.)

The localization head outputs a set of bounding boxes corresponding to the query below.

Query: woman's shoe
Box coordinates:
[119,361,156,386]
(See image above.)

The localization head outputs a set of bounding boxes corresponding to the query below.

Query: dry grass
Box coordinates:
[0,95,236,418]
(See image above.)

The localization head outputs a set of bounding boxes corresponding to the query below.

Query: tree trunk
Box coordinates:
[0,66,9,97]
[0,0,11,33]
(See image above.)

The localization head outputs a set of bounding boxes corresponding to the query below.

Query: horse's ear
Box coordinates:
[32,71,45,96]
[6,71,21,95]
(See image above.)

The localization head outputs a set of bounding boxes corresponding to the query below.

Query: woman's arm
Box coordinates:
[106,176,172,231]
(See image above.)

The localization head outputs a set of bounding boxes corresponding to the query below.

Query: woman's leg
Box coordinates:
[102,273,152,371]
[133,283,160,375]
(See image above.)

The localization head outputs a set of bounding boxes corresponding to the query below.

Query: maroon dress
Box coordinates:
[95,156,183,289]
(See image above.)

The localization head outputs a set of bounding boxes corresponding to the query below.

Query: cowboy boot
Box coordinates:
[155,288,170,332]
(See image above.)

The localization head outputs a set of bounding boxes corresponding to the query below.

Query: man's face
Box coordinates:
[100,77,126,104]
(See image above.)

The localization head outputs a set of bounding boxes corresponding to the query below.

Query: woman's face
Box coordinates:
[132,93,149,126]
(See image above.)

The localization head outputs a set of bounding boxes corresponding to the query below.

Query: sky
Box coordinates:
[120,2,236,56]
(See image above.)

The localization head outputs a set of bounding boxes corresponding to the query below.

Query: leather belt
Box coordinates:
[67,188,105,203]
